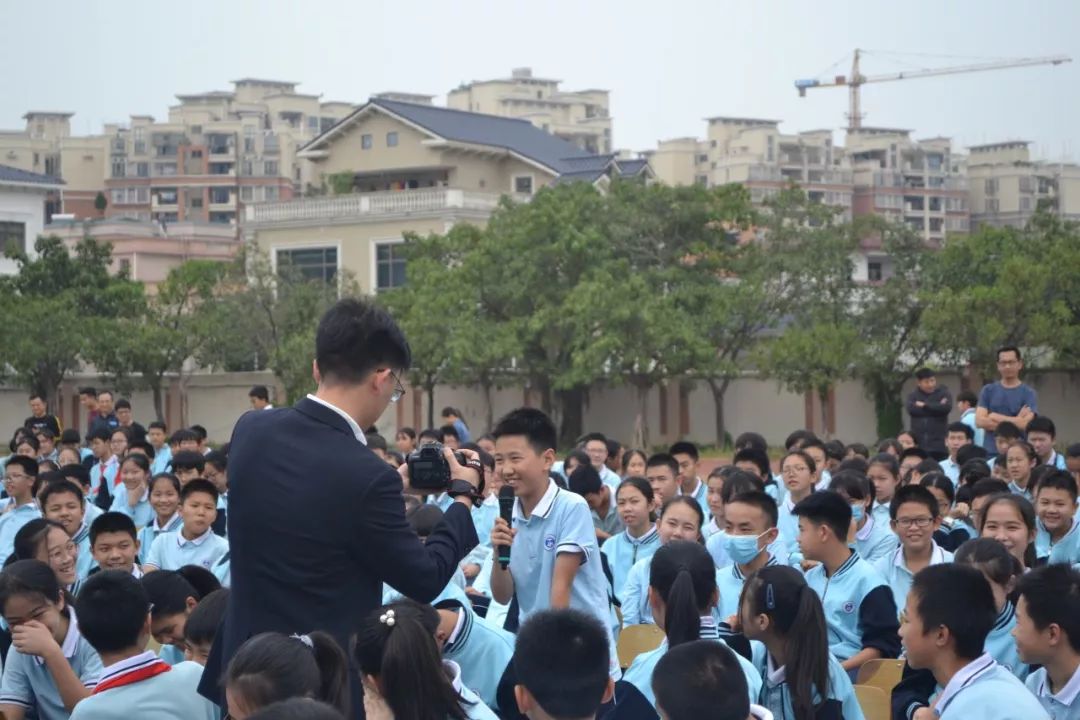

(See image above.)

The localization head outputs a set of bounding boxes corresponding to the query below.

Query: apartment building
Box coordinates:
[0,164,63,274]
[244,97,648,294]
[447,68,612,154]
[966,141,1080,228]
[646,117,853,220]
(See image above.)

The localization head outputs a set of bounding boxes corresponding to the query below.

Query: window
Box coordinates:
[135,187,149,203]
[111,188,126,204]
[241,160,253,176]
[190,197,204,209]
[154,162,177,176]
[157,189,178,204]
[985,178,998,195]
[211,188,231,204]
[243,126,256,153]
[696,154,708,163]
[514,176,534,194]
[307,116,320,132]
[209,163,232,175]
[277,247,338,284]
[868,262,883,282]
[375,243,406,291]
[694,175,708,186]
[136,162,149,177]
[361,134,373,150]
[0,222,25,256]
[386,132,398,147]
[1020,197,1032,212]
[1019,176,1033,193]
[264,161,279,176]
[240,186,254,201]
[119,259,131,275]
[190,125,202,135]
[264,186,279,201]
[112,137,126,153]
[111,160,126,178]
[985,198,1000,213]
[766,135,774,162]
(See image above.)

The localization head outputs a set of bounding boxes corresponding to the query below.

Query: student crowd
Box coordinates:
[0,345,1077,720]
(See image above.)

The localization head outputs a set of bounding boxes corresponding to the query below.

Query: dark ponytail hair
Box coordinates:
[0,559,68,617]
[7,518,68,567]
[149,472,181,495]
[648,541,716,648]
[226,631,349,718]
[354,600,469,720]
[120,453,150,475]
[740,565,830,720]
[955,537,1024,590]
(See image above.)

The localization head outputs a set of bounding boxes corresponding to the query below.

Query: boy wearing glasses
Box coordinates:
[873,485,953,613]
[976,345,1038,457]
[0,456,43,564]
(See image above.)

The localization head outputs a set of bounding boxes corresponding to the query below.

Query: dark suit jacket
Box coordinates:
[198,397,478,711]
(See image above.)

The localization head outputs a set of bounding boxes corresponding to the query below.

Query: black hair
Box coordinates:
[148,420,167,432]
[365,434,387,453]
[120,452,151,475]
[110,426,131,443]
[514,608,611,720]
[562,448,588,471]
[0,559,67,614]
[792,491,851,543]
[732,447,770,480]
[649,541,717,646]
[396,427,416,440]
[784,429,818,451]
[653,640,749,720]
[868,452,901,479]
[171,449,206,471]
[897,430,918,447]
[837,457,870,475]
[719,470,764,504]
[7,519,68,567]
[406,504,444,539]
[204,450,227,472]
[971,479,1010,502]
[34,427,55,441]
[920,472,955,505]
[354,600,468,720]
[996,421,1023,441]
[439,407,461,419]
[98,389,114,400]
[579,431,608,446]
[79,386,97,397]
[228,631,350,718]
[114,398,132,411]
[1016,564,1080,655]
[1037,469,1079,500]
[5,455,39,478]
[845,442,870,459]
[142,567,212,618]
[890,484,940,520]
[910,563,997,661]
[39,479,84,508]
[1007,440,1038,464]
[90,512,138,546]
[149,472,182,495]
[249,385,270,401]
[59,429,81,445]
[170,429,200,446]
[901,447,930,462]
[659,496,705,534]
[615,477,655,521]
[86,427,111,444]
[725,491,778,528]
[15,435,40,453]
[735,431,767,452]
[957,389,978,405]
[620,449,647,476]
[997,345,1022,362]
[780,449,817,476]
[1067,444,1080,460]
[801,438,827,456]
[955,537,1024,589]
[439,424,459,442]
[828,469,871,503]
[959,458,991,487]
[740,565,830,720]
[128,440,156,460]
[568,464,603,496]
[190,425,208,441]
[181,478,219,504]
[824,440,845,462]
[915,367,936,380]
[491,408,557,456]
[76,570,149,652]
[315,298,410,385]
[646,453,679,478]
[877,438,903,455]
[418,428,441,444]
[668,441,699,462]
[185,587,230,646]
[947,421,974,441]
[605,438,621,460]
[978,494,1037,567]
[914,459,942,477]
[247,698,347,720]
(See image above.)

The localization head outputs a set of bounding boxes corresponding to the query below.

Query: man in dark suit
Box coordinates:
[199,298,481,717]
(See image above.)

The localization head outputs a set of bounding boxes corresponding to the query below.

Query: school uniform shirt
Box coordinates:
[622,554,726,627]
[985,601,1028,680]
[940,457,961,486]
[933,652,1048,719]
[445,660,499,720]
[0,501,42,565]
[83,500,103,526]
[1036,517,1080,565]
[804,550,901,662]
[73,521,96,580]
[702,516,723,541]
[509,480,618,676]
[813,469,834,492]
[598,464,622,492]
[601,525,660,604]
[109,485,154,528]
[137,513,183,563]
[872,542,953,612]
[1046,451,1069,471]
[211,550,230,587]
[70,653,216,720]
[471,494,497,548]
[89,456,118,499]
[429,493,454,513]
[717,555,779,620]
[0,607,104,720]
[621,617,762,711]
[685,479,709,518]
[592,496,625,538]
[777,497,801,559]
[144,527,229,571]
[384,567,467,605]
[1025,663,1080,720]
[150,446,172,476]
[758,650,865,720]
[1009,481,1034,502]
[854,512,900,563]
[438,598,516,713]
[960,407,986,451]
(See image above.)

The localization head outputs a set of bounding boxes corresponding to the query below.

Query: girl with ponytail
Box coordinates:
[739,564,864,720]
[619,541,763,712]
[225,631,349,720]
[353,599,497,720]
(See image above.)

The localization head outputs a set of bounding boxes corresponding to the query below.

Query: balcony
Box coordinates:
[244,188,521,225]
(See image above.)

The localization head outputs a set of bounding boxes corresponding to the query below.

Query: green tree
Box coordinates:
[94,191,107,217]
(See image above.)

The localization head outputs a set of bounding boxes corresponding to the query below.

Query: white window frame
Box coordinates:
[370,237,406,294]
[271,240,343,293]
[512,174,535,195]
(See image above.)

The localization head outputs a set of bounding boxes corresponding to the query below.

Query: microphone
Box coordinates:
[498,485,516,570]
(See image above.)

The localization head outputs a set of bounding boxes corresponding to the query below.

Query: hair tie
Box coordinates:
[379,609,396,627]
[290,633,314,649]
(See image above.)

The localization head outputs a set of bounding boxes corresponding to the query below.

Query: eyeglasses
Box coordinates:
[895,517,933,529]
[782,466,809,475]
[390,372,406,404]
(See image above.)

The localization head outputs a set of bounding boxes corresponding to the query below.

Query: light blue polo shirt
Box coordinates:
[1026,664,1080,720]
[510,480,617,675]
[871,541,953,611]
[69,653,216,720]
[73,521,96,580]
[854,512,900,563]
[0,502,42,565]
[621,554,725,627]
[0,607,103,720]
[150,446,173,476]
[83,501,103,526]
[137,513,183,563]
[144,528,229,571]
[598,465,621,492]
[600,525,660,603]
[717,555,779,620]
[211,550,230,587]
[472,494,497,547]
[1036,517,1080,565]
[685,479,709,520]
[109,485,154,528]
[940,457,961,486]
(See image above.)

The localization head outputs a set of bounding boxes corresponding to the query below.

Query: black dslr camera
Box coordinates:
[406,442,470,491]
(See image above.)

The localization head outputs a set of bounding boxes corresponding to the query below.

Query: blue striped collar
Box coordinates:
[97,650,160,686]
[935,652,997,716]
[72,521,90,545]
[732,553,778,581]
[826,549,860,579]
[994,601,1015,632]
[626,525,659,546]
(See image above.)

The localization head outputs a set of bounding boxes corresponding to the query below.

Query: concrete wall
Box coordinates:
[0,185,49,272]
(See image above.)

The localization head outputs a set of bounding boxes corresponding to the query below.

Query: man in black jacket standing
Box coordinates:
[199,297,480,718]
[906,367,953,460]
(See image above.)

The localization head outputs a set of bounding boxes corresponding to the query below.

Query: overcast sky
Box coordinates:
[2,0,1078,159]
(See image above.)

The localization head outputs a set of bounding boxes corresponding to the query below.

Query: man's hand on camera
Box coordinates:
[448,448,482,507]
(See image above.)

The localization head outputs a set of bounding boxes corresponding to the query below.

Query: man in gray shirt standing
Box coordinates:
[976,345,1037,456]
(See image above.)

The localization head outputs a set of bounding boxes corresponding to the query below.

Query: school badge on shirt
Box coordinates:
[544,535,556,551]
[842,601,856,614]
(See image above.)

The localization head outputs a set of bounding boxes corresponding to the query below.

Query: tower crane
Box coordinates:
[796,49,1071,129]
